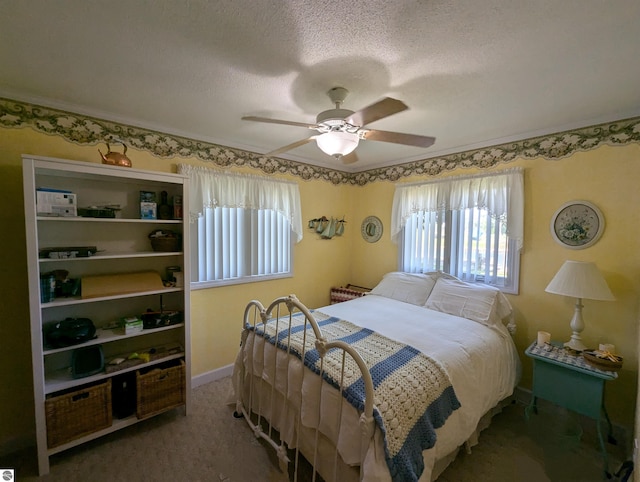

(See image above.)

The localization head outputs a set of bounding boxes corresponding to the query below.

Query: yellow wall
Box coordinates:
[1,122,638,452]
[347,148,640,427]
[0,127,355,448]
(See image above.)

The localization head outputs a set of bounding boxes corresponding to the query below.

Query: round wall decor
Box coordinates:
[550,200,604,249]
[361,215,383,243]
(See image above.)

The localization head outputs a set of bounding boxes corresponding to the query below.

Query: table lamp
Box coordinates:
[545,260,615,351]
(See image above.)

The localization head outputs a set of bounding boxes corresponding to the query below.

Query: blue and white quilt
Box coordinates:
[247,310,461,482]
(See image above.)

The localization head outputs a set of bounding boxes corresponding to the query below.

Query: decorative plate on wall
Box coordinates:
[550,200,604,249]
[361,216,383,243]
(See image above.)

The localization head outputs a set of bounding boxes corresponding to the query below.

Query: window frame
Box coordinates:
[189,206,295,290]
[178,164,302,289]
[394,169,523,294]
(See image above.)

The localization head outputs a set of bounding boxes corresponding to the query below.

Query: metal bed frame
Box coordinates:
[234,294,375,481]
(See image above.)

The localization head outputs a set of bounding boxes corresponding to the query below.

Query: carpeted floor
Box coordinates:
[2,376,632,481]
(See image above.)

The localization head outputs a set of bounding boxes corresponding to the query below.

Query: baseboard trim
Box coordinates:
[191,364,234,388]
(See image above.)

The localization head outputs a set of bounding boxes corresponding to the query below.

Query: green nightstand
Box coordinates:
[525,341,618,476]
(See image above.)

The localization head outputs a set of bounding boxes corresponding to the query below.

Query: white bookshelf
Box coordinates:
[22,156,191,475]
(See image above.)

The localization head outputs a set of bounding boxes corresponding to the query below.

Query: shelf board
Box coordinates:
[44,352,185,394]
[37,216,182,223]
[47,415,142,455]
[46,405,185,456]
[44,323,185,355]
[39,251,183,262]
[41,287,183,308]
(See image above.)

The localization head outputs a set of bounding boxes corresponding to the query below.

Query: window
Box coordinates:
[179,164,303,287]
[391,168,523,293]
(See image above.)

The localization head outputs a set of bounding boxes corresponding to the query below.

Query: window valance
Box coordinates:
[391,168,524,250]
[178,164,304,243]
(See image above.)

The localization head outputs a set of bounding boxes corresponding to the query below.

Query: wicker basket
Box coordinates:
[136,360,186,419]
[45,379,112,448]
[150,236,180,252]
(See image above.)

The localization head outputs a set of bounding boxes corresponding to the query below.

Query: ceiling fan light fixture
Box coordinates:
[316,131,359,157]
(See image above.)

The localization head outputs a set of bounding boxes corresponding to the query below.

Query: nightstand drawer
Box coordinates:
[531,358,604,418]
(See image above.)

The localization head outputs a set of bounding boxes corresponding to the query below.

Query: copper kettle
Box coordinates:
[99,141,132,167]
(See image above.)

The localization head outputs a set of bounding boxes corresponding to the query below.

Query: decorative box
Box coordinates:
[330,284,371,304]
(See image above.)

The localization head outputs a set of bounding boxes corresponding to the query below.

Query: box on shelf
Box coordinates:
[140,191,157,219]
[45,379,112,448]
[136,360,186,419]
[121,316,143,335]
[140,202,157,220]
[36,189,77,217]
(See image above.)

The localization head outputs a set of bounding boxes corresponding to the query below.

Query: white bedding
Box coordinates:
[319,294,520,480]
[234,294,521,481]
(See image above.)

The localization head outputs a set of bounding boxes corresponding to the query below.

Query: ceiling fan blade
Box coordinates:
[264,136,318,157]
[346,97,408,127]
[242,116,317,129]
[341,152,359,165]
[361,128,436,148]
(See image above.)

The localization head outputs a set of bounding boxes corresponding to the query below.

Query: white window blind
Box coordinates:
[179,164,302,286]
[392,168,523,292]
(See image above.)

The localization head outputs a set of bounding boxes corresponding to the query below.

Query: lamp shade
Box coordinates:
[545,260,615,301]
[316,131,359,157]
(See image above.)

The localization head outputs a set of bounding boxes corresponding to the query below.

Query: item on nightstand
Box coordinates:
[544,260,615,352]
[582,350,623,372]
[537,331,551,346]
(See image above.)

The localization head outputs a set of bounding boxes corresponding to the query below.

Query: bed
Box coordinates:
[232,272,521,481]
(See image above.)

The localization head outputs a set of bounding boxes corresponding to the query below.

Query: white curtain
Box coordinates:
[178,164,304,243]
[391,168,524,250]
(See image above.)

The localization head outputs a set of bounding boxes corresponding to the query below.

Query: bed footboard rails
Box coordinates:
[234,294,375,482]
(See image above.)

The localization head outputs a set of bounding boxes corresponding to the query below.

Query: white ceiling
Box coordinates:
[2,0,640,172]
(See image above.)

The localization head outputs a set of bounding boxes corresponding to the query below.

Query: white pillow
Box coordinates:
[369,271,438,306]
[424,277,510,327]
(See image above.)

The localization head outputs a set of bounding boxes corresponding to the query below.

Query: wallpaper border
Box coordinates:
[2,97,639,185]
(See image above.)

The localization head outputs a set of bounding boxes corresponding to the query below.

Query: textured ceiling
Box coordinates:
[1,0,639,172]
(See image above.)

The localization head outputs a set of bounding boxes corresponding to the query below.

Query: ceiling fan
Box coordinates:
[242,87,436,164]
